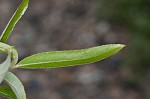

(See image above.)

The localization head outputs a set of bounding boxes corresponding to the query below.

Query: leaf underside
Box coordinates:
[0,52,11,84]
[16,44,125,69]
[4,72,26,99]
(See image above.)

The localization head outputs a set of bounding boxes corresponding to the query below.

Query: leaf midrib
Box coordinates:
[17,47,120,67]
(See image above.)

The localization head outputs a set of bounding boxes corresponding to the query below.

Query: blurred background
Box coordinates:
[0,0,150,99]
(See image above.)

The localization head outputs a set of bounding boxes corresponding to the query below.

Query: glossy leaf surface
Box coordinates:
[4,72,26,99]
[0,0,29,43]
[16,44,125,69]
[0,86,16,99]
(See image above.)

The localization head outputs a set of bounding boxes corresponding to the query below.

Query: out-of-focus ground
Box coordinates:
[0,0,150,99]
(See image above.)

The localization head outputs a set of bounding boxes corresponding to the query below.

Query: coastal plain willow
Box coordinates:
[0,0,125,99]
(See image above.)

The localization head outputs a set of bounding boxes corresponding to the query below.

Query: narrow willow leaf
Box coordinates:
[16,44,125,69]
[0,53,11,84]
[4,72,26,99]
[0,0,29,43]
[0,86,17,99]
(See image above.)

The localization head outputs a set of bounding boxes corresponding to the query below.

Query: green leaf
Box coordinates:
[16,44,125,69]
[4,72,26,99]
[0,86,17,99]
[0,52,11,84]
[0,0,29,43]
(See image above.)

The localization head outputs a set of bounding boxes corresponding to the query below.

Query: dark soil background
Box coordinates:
[0,0,150,99]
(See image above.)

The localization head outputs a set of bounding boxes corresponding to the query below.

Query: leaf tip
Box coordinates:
[116,44,126,48]
[113,44,126,52]
[118,44,126,49]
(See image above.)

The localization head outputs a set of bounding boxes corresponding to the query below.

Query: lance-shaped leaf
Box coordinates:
[16,44,125,69]
[0,53,11,84]
[0,0,29,43]
[4,72,26,99]
[0,86,17,99]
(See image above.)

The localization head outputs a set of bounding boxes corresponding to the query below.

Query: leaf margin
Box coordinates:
[3,72,26,99]
[0,0,29,43]
[16,44,125,69]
